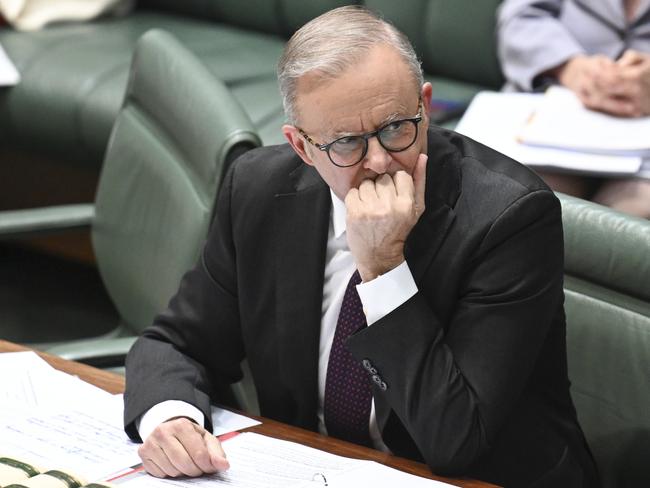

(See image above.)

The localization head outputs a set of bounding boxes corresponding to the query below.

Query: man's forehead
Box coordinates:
[295,71,418,136]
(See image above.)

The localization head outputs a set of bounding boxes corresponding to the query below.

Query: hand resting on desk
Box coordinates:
[138,417,229,478]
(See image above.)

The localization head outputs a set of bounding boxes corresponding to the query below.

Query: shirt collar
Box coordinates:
[330,189,346,239]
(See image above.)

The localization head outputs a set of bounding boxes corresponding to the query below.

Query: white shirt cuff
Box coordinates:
[356,261,417,326]
[137,400,205,442]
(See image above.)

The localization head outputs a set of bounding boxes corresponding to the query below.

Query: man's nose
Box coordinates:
[362,136,392,174]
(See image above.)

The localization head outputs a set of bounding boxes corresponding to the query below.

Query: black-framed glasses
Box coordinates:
[298,101,423,168]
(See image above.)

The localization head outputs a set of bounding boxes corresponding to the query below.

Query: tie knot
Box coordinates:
[350,270,362,287]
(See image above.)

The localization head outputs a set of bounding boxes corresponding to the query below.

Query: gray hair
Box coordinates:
[277,5,424,125]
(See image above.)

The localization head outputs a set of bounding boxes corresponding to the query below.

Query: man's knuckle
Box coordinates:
[194,449,211,470]
[174,460,192,476]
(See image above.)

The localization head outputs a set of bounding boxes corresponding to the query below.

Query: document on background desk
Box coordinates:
[519,86,650,156]
[455,91,643,176]
[0,42,20,85]
[116,432,453,488]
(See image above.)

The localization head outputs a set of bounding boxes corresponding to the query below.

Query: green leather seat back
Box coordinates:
[139,0,355,36]
[0,0,505,165]
[365,0,504,89]
[559,193,650,488]
[0,12,286,163]
[92,29,260,332]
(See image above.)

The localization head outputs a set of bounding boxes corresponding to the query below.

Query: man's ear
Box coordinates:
[420,82,433,122]
[283,124,315,167]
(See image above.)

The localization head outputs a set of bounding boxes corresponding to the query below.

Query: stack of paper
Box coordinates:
[0,352,257,481]
[114,432,453,488]
[455,88,647,177]
[518,86,650,157]
[0,352,452,488]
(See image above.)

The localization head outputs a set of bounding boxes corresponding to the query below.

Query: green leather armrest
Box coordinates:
[557,192,650,303]
[46,336,137,369]
[0,204,95,239]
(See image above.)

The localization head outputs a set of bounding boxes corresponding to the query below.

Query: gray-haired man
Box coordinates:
[125,6,599,487]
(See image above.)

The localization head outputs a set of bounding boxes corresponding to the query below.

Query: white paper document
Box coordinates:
[115,432,453,488]
[0,42,20,85]
[518,86,650,156]
[455,91,643,176]
[1,409,141,481]
[211,405,261,436]
[0,351,123,417]
[1,351,444,488]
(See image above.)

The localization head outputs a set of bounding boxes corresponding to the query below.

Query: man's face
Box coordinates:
[283,44,432,201]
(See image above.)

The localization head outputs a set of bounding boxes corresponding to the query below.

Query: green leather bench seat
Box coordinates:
[0,10,287,167]
[559,194,650,488]
[0,0,503,173]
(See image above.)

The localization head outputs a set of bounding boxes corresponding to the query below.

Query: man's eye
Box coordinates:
[333,137,362,152]
[336,136,358,145]
[383,120,404,133]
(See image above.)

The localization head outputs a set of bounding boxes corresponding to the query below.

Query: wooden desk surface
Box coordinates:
[0,340,498,488]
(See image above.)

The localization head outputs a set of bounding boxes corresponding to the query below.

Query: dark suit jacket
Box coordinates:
[124,127,600,488]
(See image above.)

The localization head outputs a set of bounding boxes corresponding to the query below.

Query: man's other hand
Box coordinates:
[138,417,229,478]
[345,154,427,282]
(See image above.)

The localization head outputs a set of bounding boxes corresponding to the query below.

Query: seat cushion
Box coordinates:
[0,10,286,166]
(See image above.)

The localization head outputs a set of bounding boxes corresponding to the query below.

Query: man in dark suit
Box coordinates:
[124,6,599,487]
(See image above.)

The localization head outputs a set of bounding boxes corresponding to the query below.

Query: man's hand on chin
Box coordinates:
[345,154,427,282]
[138,417,229,478]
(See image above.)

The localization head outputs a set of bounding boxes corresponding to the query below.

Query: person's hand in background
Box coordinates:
[613,49,650,116]
[555,54,641,116]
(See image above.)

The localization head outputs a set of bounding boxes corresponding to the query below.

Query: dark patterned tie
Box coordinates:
[324,270,373,446]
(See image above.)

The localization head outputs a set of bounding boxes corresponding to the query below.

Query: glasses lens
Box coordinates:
[329,136,366,167]
[378,120,418,151]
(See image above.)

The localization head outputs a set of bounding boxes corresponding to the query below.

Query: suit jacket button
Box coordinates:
[379,381,387,391]
[362,359,373,371]
[372,374,382,385]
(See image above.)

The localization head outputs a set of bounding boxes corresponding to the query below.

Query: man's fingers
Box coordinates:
[392,171,414,199]
[157,434,203,477]
[138,442,182,478]
[413,154,427,216]
[169,422,220,475]
[137,418,230,478]
[358,177,378,201]
[154,443,187,477]
[140,456,167,479]
[205,432,230,471]
[374,173,397,200]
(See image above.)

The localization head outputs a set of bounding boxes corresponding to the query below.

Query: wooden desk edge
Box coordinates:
[0,340,498,488]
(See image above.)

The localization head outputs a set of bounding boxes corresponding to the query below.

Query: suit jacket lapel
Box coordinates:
[274,163,330,429]
[405,128,461,284]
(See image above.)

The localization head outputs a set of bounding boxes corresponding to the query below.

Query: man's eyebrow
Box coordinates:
[329,111,405,139]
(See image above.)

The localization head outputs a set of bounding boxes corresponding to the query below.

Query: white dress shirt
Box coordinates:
[138,190,419,450]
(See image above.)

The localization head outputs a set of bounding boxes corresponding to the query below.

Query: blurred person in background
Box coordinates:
[497,0,650,219]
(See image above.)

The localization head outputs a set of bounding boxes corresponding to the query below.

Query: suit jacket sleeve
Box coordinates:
[497,0,585,90]
[124,162,244,441]
[347,188,565,474]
